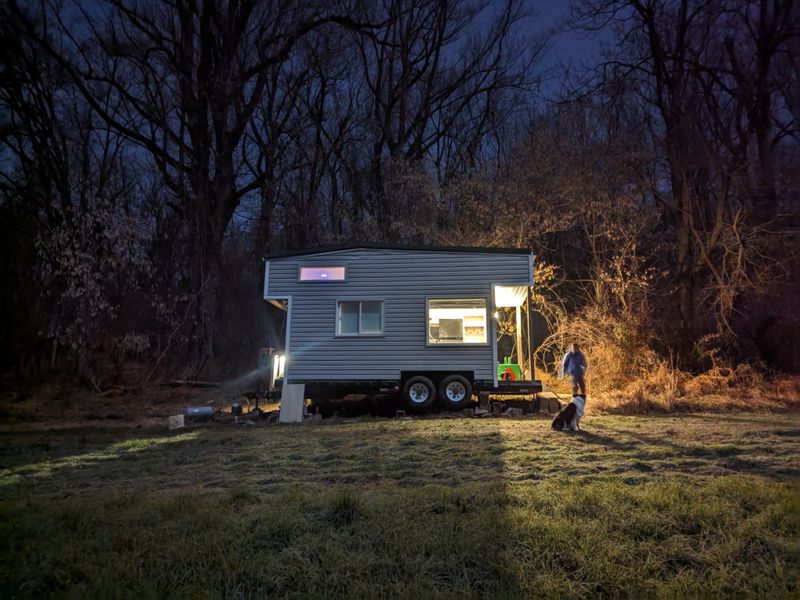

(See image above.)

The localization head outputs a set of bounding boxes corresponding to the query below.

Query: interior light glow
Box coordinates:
[428,299,487,344]
[278,355,286,378]
[299,266,345,281]
[272,353,287,380]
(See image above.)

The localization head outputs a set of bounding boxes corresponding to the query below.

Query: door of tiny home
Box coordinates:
[493,284,534,384]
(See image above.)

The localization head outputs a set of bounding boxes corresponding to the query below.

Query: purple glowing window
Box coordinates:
[299,266,346,281]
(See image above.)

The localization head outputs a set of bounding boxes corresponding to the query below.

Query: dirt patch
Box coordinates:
[0,379,275,431]
[2,375,799,432]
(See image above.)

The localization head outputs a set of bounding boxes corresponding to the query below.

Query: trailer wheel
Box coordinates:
[402,376,436,410]
[439,375,473,410]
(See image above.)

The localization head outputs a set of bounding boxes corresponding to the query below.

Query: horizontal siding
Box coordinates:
[266,248,532,381]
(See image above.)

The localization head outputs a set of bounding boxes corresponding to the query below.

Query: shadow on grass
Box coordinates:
[2,420,799,597]
[568,429,636,450]
[0,428,205,497]
[594,421,800,479]
[597,423,740,456]
[1,423,522,597]
[1,422,516,495]
[680,413,800,425]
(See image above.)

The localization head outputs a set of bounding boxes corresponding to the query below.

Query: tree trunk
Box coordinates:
[189,189,225,376]
[195,253,220,375]
[674,172,695,338]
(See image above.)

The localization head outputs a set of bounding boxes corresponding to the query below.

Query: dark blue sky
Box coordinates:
[532,0,603,66]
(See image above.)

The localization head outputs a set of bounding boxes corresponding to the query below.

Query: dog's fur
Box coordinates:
[551,395,586,431]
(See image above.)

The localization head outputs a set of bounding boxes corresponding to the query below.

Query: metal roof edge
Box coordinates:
[263,243,533,260]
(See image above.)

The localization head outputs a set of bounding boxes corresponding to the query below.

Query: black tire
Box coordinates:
[402,376,437,411]
[439,375,473,410]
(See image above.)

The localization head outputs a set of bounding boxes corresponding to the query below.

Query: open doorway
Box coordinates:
[494,285,533,382]
[262,298,288,392]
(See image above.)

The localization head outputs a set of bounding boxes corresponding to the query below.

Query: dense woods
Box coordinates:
[1,0,797,390]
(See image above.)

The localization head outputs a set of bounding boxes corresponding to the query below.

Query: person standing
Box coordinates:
[560,343,588,396]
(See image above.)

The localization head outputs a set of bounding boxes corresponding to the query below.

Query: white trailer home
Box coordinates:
[263,244,542,415]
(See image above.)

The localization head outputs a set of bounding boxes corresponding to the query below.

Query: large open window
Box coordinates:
[337,300,383,336]
[299,266,346,281]
[427,298,487,345]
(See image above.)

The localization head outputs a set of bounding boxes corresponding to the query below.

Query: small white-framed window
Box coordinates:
[337,300,384,336]
[299,266,346,281]
[427,298,487,345]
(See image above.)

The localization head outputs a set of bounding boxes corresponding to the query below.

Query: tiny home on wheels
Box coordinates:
[263,244,542,417]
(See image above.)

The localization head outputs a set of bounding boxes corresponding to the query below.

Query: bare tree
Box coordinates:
[572,0,797,341]
[11,0,384,372]
[339,0,542,240]
[1,4,148,383]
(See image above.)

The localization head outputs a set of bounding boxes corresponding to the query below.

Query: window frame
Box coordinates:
[335,299,385,337]
[298,265,347,282]
[425,296,490,347]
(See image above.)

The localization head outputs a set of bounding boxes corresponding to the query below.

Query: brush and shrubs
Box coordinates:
[536,305,798,414]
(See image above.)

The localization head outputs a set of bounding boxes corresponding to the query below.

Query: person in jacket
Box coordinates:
[560,343,588,396]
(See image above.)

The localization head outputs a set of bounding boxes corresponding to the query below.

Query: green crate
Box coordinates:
[498,356,522,381]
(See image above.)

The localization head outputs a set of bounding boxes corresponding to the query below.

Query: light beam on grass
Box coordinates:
[0,430,202,486]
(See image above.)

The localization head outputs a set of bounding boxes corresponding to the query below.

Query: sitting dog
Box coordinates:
[551,395,586,431]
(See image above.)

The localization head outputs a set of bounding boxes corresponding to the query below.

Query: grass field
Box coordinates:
[1,414,799,598]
